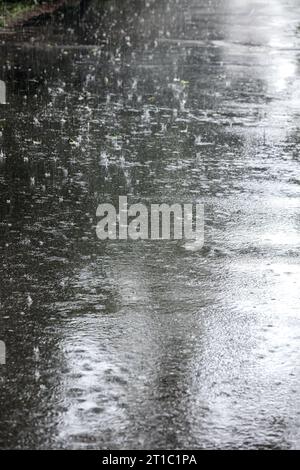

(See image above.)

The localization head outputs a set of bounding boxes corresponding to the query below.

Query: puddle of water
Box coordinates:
[0,0,300,450]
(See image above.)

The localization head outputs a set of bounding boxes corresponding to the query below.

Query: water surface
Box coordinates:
[0,0,300,449]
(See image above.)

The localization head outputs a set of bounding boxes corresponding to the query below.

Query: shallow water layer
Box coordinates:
[0,0,300,450]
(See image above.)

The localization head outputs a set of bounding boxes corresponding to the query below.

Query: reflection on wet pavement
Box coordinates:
[0,0,300,449]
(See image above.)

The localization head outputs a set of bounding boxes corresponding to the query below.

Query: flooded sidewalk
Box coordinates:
[0,0,300,449]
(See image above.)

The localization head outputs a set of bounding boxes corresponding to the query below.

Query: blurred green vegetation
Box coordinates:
[0,1,54,27]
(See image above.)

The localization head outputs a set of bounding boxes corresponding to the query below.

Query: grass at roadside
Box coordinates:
[0,1,38,27]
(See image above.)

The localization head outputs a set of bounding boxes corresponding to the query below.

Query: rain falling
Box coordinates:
[0,0,300,451]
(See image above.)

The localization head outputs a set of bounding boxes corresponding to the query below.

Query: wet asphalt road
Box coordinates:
[0,0,300,449]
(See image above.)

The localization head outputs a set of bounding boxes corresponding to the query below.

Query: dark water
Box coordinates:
[0,0,300,449]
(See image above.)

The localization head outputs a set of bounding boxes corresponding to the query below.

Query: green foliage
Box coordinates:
[0,1,38,27]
